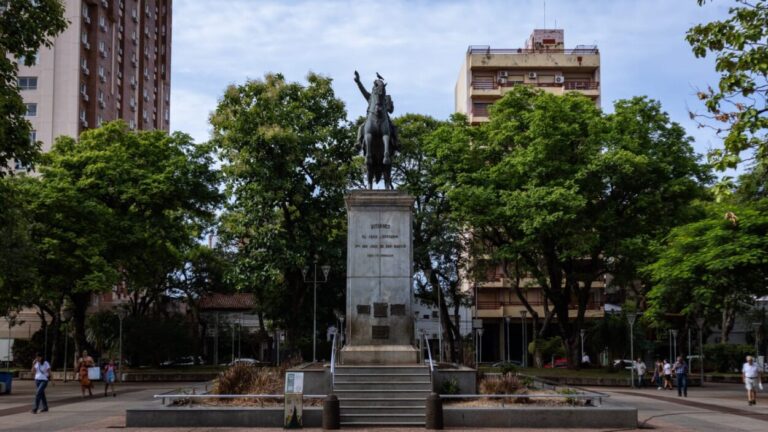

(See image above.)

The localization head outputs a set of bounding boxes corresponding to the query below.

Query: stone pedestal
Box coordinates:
[340,190,418,364]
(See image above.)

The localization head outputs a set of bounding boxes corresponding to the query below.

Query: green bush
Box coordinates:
[499,362,519,375]
[439,377,460,395]
[704,343,753,373]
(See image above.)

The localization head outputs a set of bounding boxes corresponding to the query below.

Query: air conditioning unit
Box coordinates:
[499,71,508,78]
[81,119,88,128]
[81,92,89,102]
[527,72,537,79]
[83,41,90,50]
[498,77,507,85]
[99,74,106,83]
[555,75,565,84]
[83,15,91,24]
[82,66,90,75]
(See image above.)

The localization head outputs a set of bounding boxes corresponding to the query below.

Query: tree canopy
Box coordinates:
[687,0,768,173]
[431,86,710,364]
[646,199,768,341]
[0,0,67,172]
[211,73,356,352]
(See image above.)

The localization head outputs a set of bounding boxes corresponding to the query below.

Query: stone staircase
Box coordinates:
[333,365,432,427]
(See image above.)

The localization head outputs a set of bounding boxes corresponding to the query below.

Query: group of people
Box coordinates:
[30,350,119,414]
[631,355,764,405]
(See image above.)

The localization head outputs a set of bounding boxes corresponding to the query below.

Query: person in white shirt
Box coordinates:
[31,352,51,414]
[742,355,763,406]
[662,359,673,390]
[635,358,647,388]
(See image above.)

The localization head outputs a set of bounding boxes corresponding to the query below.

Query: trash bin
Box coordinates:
[0,372,12,394]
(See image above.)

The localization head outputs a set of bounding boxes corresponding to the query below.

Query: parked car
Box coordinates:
[228,358,266,367]
[543,357,568,368]
[160,356,204,367]
[612,359,636,369]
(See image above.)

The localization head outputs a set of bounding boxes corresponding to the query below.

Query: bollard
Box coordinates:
[322,394,340,430]
[425,392,443,430]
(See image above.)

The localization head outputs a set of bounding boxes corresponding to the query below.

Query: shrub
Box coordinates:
[704,343,754,373]
[480,373,521,394]
[499,362,518,375]
[440,377,460,395]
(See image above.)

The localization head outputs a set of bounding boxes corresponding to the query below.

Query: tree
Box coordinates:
[24,121,220,355]
[431,87,709,366]
[392,113,470,363]
[645,199,768,341]
[687,0,768,175]
[211,73,356,354]
[0,0,67,172]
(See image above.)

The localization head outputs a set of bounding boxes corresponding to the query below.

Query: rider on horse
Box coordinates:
[354,71,399,189]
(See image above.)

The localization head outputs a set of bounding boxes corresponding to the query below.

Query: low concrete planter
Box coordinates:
[444,407,637,428]
[126,407,322,428]
[435,366,477,393]
[19,371,218,382]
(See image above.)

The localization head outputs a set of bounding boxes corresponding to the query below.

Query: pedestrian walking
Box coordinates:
[663,359,673,390]
[673,356,688,397]
[635,358,647,388]
[31,353,50,414]
[742,355,764,406]
[653,359,662,390]
[78,360,93,397]
[103,359,117,397]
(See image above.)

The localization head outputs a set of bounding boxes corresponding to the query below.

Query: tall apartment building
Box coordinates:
[1,0,172,360]
[455,29,600,124]
[14,0,172,163]
[455,30,605,365]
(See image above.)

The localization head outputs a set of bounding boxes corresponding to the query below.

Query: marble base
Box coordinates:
[340,345,419,365]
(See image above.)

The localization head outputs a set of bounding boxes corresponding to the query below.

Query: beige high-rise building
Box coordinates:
[455,29,600,124]
[12,0,172,172]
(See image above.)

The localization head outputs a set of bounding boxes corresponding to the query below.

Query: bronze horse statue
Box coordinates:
[354,71,399,189]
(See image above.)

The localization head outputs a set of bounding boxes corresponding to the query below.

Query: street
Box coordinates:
[1,380,767,431]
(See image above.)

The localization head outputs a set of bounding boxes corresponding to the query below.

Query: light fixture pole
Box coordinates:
[752,323,761,360]
[580,329,586,364]
[62,309,72,382]
[520,310,528,368]
[628,314,637,388]
[671,329,679,360]
[424,269,442,362]
[302,255,330,363]
[4,312,16,370]
[477,328,484,364]
[117,308,127,382]
[505,316,511,363]
[695,317,705,387]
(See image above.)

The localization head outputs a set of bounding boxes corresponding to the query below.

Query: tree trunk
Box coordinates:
[69,292,92,361]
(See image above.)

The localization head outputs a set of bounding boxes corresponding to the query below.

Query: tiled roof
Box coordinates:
[199,293,255,311]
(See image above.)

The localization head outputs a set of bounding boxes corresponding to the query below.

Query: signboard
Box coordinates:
[472,319,483,329]
[284,372,304,428]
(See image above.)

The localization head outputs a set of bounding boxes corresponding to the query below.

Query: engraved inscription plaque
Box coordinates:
[390,304,406,316]
[357,304,371,315]
[372,325,390,340]
[373,302,388,318]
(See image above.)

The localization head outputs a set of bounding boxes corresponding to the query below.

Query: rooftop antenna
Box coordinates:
[544,0,546,29]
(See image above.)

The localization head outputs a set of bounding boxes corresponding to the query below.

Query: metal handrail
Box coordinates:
[330,331,337,388]
[423,332,434,375]
[154,393,328,406]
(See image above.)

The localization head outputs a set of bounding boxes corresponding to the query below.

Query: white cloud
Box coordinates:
[171,0,732,157]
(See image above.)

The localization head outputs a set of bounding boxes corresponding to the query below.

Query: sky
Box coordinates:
[169,0,732,159]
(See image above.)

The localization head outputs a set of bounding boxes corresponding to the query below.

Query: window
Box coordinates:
[25,103,37,117]
[432,311,439,319]
[18,77,37,90]
[29,130,36,143]
[14,159,29,172]
[18,52,38,66]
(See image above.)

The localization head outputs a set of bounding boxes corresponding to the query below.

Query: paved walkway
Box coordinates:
[1,379,767,431]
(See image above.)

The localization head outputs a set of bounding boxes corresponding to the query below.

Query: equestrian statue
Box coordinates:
[354,70,399,190]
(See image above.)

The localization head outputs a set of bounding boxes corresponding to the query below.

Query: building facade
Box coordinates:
[13,0,171,171]
[455,30,604,364]
[455,29,600,124]
[2,1,173,359]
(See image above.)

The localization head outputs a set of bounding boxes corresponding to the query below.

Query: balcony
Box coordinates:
[467,45,600,70]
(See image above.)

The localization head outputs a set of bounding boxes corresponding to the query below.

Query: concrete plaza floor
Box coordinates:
[1,379,767,431]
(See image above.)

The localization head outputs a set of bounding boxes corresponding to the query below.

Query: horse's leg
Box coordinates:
[365,133,373,165]
[382,134,391,165]
[367,166,374,190]
[384,167,392,190]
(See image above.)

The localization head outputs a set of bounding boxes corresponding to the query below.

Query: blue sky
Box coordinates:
[170,0,731,158]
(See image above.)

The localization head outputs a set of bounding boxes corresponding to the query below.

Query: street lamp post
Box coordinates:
[62,309,72,382]
[752,323,761,360]
[477,328,484,364]
[505,316,511,363]
[628,314,637,388]
[695,317,705,387]
[580,329,586,364]
[671,329,679,360]
[520,310,528,368]
[117,308,126,382]
[301,256,330,363]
